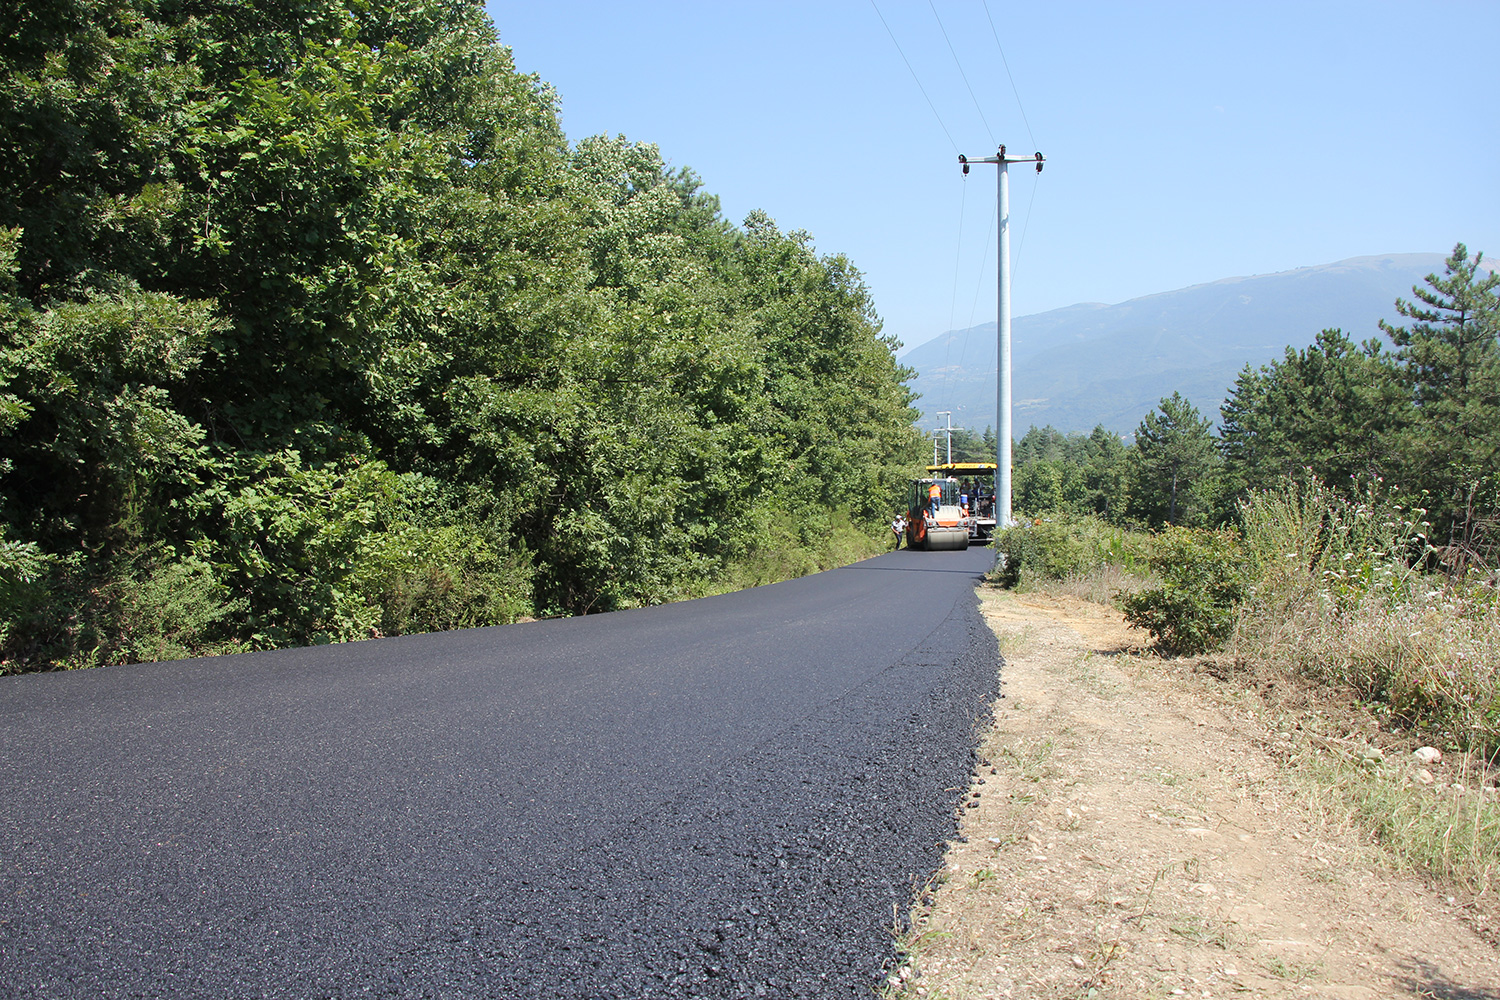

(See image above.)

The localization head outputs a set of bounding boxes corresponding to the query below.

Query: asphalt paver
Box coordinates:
[1,545,999,998]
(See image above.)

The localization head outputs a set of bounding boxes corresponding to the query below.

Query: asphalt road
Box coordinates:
[0,544,999,998]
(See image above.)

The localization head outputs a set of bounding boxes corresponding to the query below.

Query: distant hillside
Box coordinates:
[902,253,1452,435]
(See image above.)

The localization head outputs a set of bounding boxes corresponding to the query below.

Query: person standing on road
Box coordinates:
[892,513,906,549]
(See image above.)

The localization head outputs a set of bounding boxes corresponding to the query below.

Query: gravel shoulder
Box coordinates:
[891,585,1500,999]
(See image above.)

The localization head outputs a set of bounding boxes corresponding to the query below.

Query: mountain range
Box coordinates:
[899,253,1455,436]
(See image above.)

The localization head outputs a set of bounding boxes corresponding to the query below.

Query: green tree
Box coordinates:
[1126,392,1219,528]
[1379,243,1500,514]
[739,210,924,527]
[516,136,771,613]
[1219,329,1408,498]
[0,2,926,667]
[1081,424,1127,521]
[1015,425,1070,464]
[1013,458,1086,516]
[1010,424,1125,519]
[941,426,988,463]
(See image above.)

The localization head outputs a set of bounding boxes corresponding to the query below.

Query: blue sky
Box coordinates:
[484,1,1499,355]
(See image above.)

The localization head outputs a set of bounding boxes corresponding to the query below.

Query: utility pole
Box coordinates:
[936,410,956,464]
[958,145,1043,528]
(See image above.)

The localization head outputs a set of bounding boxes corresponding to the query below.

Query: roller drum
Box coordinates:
[924,527,970,551]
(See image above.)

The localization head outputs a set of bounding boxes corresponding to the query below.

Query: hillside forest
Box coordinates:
[0,0,925,672]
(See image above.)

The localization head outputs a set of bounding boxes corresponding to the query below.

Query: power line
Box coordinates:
[940,177,967,409]
[966,201,996,341]
[869,0,960,153]
[928,0,995,147]
[1014,176,1040,280]
[981,0,1038,152]
[952,197,994,393]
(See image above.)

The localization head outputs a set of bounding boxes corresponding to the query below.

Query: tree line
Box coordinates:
[0,0,924,671]
[1009,243,1499,564]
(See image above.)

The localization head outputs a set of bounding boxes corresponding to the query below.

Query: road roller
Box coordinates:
[927,461,997,544]
[905,477,970,551]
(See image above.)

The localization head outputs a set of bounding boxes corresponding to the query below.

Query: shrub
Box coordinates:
[217,452,533,644]
[1121,525,1248,655]
[1232,477,1500,752]
[347,523,533,635]
[101,551,250,664]
[714,506,885,594]
[992,520,1088,588]
[992,516,1150,590]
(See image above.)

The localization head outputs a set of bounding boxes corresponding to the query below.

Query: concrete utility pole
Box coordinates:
[958,145,1043,529]
[936,410,955,464]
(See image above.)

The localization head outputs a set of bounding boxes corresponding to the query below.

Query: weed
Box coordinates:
[1130,867,1168,929]
[1234,477,1500,756]
[1261,953,1325,983]
[1168,914,1236,949]
[993,516,1153,592]
[1299,752,1500,897]
[994,626,1037,657]
[1001,738,1057,782]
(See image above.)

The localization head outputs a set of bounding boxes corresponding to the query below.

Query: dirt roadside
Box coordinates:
[889,585,1500,999]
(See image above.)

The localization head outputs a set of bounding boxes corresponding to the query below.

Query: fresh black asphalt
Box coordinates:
[0,545,1000,998]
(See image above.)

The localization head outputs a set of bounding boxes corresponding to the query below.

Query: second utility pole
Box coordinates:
[958,144,1043,529]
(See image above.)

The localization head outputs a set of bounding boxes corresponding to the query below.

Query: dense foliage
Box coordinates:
[0,0,923,671]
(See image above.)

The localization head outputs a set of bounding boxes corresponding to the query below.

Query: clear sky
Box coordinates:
[483,1,1499,354]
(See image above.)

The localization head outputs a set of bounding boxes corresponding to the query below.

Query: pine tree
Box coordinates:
[1126,393,1218,528]
[1379,243,1500,511]
[1218,329,1407,496]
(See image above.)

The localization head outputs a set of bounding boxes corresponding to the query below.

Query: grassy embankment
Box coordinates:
[993,483,1500,899]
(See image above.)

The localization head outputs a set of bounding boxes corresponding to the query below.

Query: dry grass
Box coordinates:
[1235,478,1500,754]
[1184,650,1500,919]
[1236,581,1500,752]
[1284,739,1500,906]
[894,585,1500,999]
[1042,562,1152,607]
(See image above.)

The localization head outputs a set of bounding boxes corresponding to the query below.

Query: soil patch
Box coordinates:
[892,586,1500,999]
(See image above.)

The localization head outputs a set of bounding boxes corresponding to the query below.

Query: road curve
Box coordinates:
[0,545,998,998]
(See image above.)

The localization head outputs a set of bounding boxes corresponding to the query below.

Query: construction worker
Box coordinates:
[891,513,906,549]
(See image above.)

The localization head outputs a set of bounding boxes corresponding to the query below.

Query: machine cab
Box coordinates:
[909,478,963,523]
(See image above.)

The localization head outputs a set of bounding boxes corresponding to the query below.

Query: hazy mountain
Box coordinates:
[902,253,1450,436]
